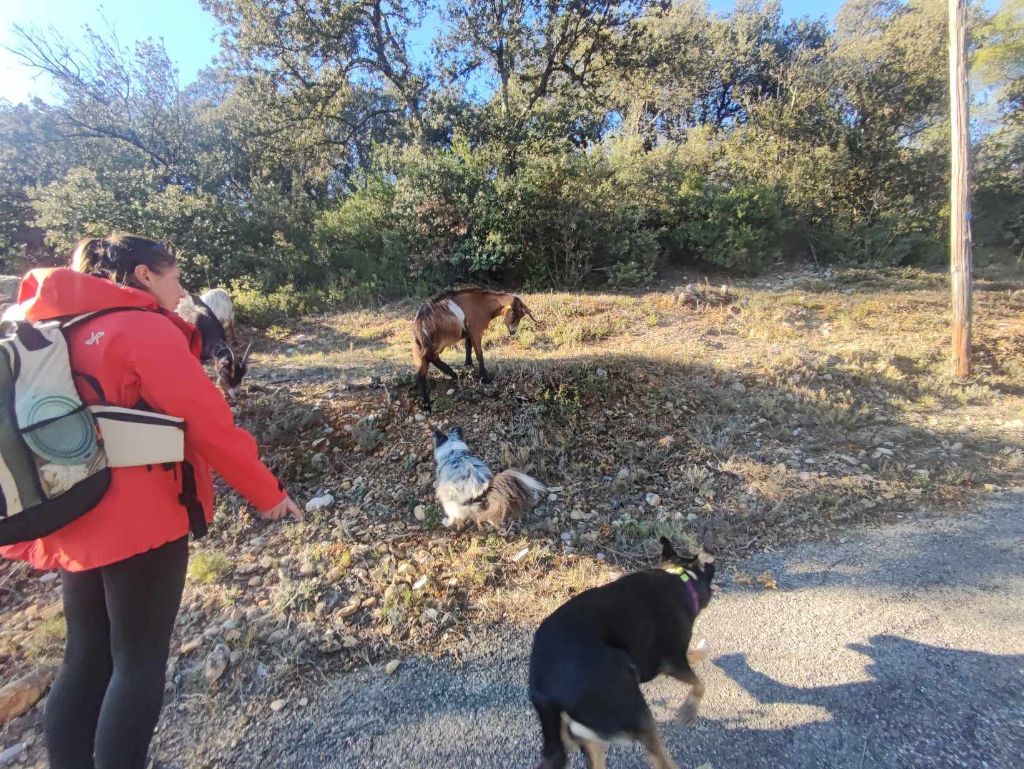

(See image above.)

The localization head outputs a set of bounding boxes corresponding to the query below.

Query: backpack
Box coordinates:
[0,312,185,546]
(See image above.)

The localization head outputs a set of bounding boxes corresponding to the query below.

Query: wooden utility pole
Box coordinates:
[949,0,972,378]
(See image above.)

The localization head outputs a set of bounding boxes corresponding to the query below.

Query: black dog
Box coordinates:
[528,538,716,769]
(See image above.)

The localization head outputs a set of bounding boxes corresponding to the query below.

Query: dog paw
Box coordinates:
[687,638,710,664]
[677,697,700,726]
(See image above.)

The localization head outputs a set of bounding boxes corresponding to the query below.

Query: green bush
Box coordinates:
[670,178,788,271]
[229,277,375,328]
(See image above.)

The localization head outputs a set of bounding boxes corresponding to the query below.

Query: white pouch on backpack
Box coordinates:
[88,405,185,467]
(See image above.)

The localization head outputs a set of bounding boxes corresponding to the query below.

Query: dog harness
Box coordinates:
[665,566,701,616]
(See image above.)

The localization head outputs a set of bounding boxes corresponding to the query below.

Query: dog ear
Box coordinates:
[660,536,678,560]
[449,426,464,442]
[431,428,448,448]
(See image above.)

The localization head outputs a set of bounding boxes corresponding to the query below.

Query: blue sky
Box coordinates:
[1,0,852,105]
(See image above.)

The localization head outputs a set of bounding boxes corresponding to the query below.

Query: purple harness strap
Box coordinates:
[684,579,701,616]
[667,567,702,616]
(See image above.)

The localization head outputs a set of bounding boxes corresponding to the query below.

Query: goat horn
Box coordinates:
[242,341,254,363]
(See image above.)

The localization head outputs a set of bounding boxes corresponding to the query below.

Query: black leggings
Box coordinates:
[45,536,189,769]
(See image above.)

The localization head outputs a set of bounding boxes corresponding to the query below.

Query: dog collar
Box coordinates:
[665,566,701,616]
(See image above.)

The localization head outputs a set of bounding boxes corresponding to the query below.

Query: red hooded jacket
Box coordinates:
[0,269,285,571]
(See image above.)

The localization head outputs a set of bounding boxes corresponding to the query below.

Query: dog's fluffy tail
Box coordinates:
[476,470,546,529]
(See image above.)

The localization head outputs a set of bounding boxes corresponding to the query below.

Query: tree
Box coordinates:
[202,0,430,190]
[436,0,645,161]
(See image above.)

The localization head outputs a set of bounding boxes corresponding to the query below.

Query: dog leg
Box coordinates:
[580,740,607,769]
[638,721,680,769]
[667,666,705,725]
[687,638,710,665]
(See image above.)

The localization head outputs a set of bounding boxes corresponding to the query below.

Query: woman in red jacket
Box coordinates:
[0,234,302,769]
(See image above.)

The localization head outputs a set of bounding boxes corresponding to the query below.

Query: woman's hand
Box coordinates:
[260,495,303,522]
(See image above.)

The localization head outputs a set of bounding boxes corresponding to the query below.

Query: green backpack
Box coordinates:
[0,313,185,545]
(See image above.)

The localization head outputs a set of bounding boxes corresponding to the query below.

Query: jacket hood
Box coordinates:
[16,268,202,356]
[18,268,158,319]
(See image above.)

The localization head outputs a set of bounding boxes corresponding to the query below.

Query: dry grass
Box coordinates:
[2,266,1023,747]
[189,265,1023,663]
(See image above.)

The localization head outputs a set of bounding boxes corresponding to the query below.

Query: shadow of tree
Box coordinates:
[704,635,1024,769]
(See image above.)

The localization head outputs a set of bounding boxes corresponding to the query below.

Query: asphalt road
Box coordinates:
[237,493,1024,769]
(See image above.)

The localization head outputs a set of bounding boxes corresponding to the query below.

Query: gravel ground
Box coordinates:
[186,491,1024,769]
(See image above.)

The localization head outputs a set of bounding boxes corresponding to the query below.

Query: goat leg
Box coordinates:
[417,375,431,410]
[430,355,458,380]
[464,336,474,368]
[472,338,491,383]
[416,359,431,410]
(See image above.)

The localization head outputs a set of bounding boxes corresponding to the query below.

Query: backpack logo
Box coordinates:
[85,331,105,346]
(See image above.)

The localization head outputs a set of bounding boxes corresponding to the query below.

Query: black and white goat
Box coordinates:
[199,288,237,343]
[177,294,251,399]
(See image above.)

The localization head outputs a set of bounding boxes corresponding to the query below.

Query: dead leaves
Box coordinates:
[732,570,778,590]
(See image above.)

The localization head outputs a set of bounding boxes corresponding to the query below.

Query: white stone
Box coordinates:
[305,494,334,513]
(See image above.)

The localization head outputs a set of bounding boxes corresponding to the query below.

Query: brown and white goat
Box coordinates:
[412,288,536,410]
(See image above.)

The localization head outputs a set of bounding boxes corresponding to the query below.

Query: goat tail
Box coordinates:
[411,321,431,359]
[175,294,200,325]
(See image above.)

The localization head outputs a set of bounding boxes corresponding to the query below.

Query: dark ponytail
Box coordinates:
[71,234,176,287]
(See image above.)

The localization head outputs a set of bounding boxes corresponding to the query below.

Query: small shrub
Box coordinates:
[188,551,233,584]
[22,615,66,658]
[350,416,385,453]
[608,258,657,288]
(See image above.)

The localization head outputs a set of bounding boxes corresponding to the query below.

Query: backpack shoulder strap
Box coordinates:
[58,306,155,330]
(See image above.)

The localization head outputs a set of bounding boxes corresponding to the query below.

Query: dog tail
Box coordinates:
[503,470,547,496]
[479,470,546,526]
[531,699,567,769]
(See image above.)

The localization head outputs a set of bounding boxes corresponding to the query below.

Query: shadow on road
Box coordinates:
[706,635,1024,769]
